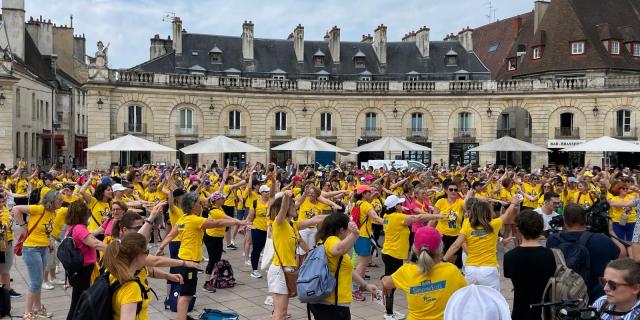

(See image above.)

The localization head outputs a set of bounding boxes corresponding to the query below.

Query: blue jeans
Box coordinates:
[23,246,48,293]
[612,222,636,241]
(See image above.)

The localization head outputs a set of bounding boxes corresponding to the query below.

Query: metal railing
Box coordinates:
[407,128,428,138]
[271,126,292,138]
[124,122,146,134]
[497,128,516,138]
[225,126,246,137]
[361,127,382,138]
[611,127,638,139]
[316,127,337,138]
[555,127,580,139]
[454,128,476,138]
[175,125,198,136]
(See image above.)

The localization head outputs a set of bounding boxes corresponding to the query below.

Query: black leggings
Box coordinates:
[442,235,462,268]
[67,264,94,320]
[308,303,350,320]
[203,234,223,275]
[382,254,404,315]
[250,229,267,271]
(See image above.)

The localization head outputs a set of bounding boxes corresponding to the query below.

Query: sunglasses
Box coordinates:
[448,188,458,192]
[621,187,629,191]
[599,277,633,291]
[543,185,551,188]
[128,224,143,230]
[433,182,441,185]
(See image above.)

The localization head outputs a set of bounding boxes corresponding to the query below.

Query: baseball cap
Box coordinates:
[259,185,270,193]
[172,189,186,198]
[472,180,486,189]
[384,195,405,210]
[62,183,75,190]
[444,285,511,320]
[186,166,194,170]
[413,226,442,254]
[208,191,226,202]
[355,169,364,176]
[364,175,375,182]
[274,191,284,199]
[100,177,113,185]
[583,171,593,177]
[291,175,303,182]
[356,185,374,195]
[112,184,126,192]
[568,177,578,183]
[189,175,199,182]
[44,173,54,181]
[76,176,88,185]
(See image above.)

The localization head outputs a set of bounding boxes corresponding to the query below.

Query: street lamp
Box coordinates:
[486,107,493,118]
[392,100,398,118]
[97,98,104,110]
[592,98,600,117]
[0,92,5,107]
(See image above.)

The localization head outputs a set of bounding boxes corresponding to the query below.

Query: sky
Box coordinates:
[24,0,533,69]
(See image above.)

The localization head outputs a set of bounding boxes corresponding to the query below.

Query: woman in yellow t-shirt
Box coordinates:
[307,212,378,320]
[382,226,468,320]
[0,191,17,298]
[104,232,152,320]
[443,195,521,290]
[608,181,638,241]
[574,181,597,209]
[157,191,245,320]
[78,173,112,235]
[431,184,465,268]
[247,185,271,278]
[381,195,445,319]
[11,189,62,319]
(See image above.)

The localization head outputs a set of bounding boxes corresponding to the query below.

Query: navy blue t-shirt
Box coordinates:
[546,231,619,302]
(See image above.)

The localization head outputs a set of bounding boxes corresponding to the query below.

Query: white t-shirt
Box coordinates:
[534,208,559,231]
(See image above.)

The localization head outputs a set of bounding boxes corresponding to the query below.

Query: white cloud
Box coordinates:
[24,0,532,68]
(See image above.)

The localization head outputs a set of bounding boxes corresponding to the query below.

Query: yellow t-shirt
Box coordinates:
[51,207,69,240]
[460,217,502,267]
[144,190,166,203]
[110,274,151,320]
[381,212,410,260]
[62,193,80,204]
[371,198,383,225]
[391,263,468,320]
[15,179,29,195]
[271,219,298,267]
[522,183,540,208]
[176,214,207,261]
[223,185,236,207]
[434,198,464,237]
[168,205,184,242]
[251,199,269,231]
[323,235,353,304]
[205,208,226,237]
[24,205,55,247]
[356,200,375,238]
[0,207,14,241]
[298,198,323,224]
[575,192,596,209]
[243,189,259,208]
[88,197,111,232]
[40,186,53,201]
[608,194,637,223]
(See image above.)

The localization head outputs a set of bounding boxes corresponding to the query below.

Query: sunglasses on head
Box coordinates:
[599,277,633,291]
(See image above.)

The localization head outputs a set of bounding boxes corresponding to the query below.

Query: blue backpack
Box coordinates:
[296,244,344,304]
[198,309,239,320]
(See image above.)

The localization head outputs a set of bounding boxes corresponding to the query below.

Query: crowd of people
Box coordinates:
[0,159,639,320]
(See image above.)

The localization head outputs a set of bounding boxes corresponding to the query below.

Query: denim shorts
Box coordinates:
[23,246,48,293]
[354,237,372,257]
[236,209,247,220]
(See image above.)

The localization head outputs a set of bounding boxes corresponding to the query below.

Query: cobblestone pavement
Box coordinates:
[9,235,515,320]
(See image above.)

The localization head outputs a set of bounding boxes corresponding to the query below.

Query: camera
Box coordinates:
[531,300,599,320]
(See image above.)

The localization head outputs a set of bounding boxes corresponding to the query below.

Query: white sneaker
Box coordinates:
[250,270,262,279]
[41,282,54,290]
[51,279,66,285]
[383,311,406,320]
[244,260,251,266]
[264,295,273,306]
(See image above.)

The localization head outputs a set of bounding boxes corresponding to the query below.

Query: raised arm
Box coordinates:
[275,190,293,224]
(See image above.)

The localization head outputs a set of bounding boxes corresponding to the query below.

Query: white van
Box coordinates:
[360,160,427,171]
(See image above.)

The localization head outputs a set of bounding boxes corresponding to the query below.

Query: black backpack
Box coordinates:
[28,187,41,204]
[57,225,84,277]
[548,232,594,283]
[70,272,145,320]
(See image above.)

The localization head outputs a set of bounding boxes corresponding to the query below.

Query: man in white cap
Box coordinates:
[444,285,511,320]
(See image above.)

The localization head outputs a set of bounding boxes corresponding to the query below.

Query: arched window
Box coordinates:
[411,112,423,132]
[365,112,377,130]
[615,109,632,137]
[229,110,241,130]
[274,111,287,134]
[179,108,193,129]
[557,112,577,138]
[458,112,471,130]
[320,112,332,133]
[15,88,20,118]
[127,105,143,133]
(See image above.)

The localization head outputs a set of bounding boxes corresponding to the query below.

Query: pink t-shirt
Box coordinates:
[410,199,432,233]
[65,224,97,266]
[100,218,115,237]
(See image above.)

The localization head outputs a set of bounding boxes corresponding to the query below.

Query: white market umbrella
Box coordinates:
[179,135,265,154]
[271,136,348,165]
[352,136,432,160]
[560,136,640,153]
[84,135,176,152]
[465,136,550,153]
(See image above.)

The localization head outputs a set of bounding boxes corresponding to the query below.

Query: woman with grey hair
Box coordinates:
[12,189,63,320]
[157,187,248,320]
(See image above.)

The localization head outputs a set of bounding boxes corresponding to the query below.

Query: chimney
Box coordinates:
[323,31,330,42]
[73,34,86,63]
[241,20,254,61]
[361,34,373,43]
[415,26,430,57]
[287,33,294,41]
[328,26,340,64]
[26,18,53,56]
[514,16,523,33]
[1,0,26,61]
[373,24,387,65]
[534,1,550,34]
[458,26,474,52]
[172,16,183,55]
[293,24,304,63]
[149,34,172,60]
[402,31,416,42]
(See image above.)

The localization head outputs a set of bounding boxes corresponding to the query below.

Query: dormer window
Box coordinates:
[270,68,286,80]
[191,50,199,56]
[316,70,329,81]
[209,45,223,64]
[445,49,458,66]
[313,49,325,66]
[272,75,286,80]
[532,46,543,60]
[633,43,640,57]
[571,41,585,55]
[507,57,517,71]
[354,50,366,68]
[604,39,621,55]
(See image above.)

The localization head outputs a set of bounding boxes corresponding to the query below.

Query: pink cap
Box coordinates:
[355,169,364,175]
[364,174,375,181]
[189,175,199,182]
[413,226,442,254]
[291,175,303,182]
[356,184,374,195]
[76,176,88,185]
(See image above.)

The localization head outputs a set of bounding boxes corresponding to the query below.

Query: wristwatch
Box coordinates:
[143,218,154,226]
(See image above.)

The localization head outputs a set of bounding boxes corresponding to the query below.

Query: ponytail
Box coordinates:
[413,243,444,275]
[104,232,147,282]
